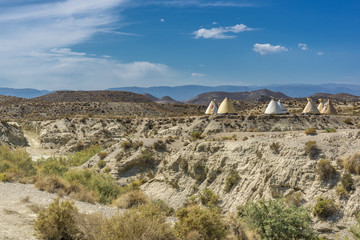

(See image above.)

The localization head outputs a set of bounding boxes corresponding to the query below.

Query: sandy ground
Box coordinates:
[0,182,119,240]
[24,131,57,161]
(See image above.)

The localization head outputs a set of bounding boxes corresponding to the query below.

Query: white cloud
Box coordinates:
[160,18,165,22]
[212,21,218,25]
[253,43,288,55]
[298,43,308,51]
[191,72,207,77]
[0,0,179,89]
[193,24,254,39]
[129,0,256,8]
[317,52,324,56]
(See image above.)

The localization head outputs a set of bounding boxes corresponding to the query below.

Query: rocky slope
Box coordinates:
[0,121,27,146]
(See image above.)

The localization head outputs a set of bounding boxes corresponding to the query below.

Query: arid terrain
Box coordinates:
[0,91,360,239]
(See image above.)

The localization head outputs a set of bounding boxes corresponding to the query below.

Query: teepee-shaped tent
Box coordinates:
[302,98,320,115]
[321,99,337,115]
[218,97,237,115]
[205,100,218,115]
[264,99,282,115]
[317,99,324,112]
[277,100,289,115]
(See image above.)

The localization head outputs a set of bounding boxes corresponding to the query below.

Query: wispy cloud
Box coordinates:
[0,0,179,89]
[191,72,207,77]
[298,43,308,51]
[193,24,254,39]
[317,52,324,56]
[253,43,288,55]
[129,0,256,8]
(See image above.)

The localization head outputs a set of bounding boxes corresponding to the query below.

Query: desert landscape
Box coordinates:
[0,90,359,239]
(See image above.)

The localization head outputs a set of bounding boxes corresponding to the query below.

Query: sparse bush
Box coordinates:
[121,140,132,150]
[200,188,220,208]
[175,205,227,240]
[34,198,82,240]
[97,151,108,160]
[270,142,280,154]
[315,159,337,181]
[305,141,319,159]
[153,140,167,151]
[224,170,240,193]
[285,191,303,207]
[191,131,203,141]
[35,175,67,195]
[343,153,360,174]
[323,128,336,133]
[305,128,317,136]
[133,140,143,150]
[114,190,149,209]
[344,118,353,125]
[37,157,68,176]
[240,198,315,240]
[67,145,103,167]
[97,160,106,169]
[341,172,354,191]
[313,197,337,220]
[350,213,360,239]
[335,184,349,198]
[134,150,156,171]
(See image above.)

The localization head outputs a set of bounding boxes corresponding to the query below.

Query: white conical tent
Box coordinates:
[205,100,218,115]
[317,99,324,112]
[321,99,337,115]
[264,99,282,115]
[277,100,289,114]
[302,98,320,115]
[218,97,237,115]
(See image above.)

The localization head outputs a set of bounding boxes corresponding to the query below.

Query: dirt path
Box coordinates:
[0,182,119,240]
[23,131,58,161]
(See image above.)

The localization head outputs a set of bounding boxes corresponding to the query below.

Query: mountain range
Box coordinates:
[0,83,359,100]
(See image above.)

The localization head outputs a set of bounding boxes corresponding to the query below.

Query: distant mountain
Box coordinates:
[310,92,360,102]
[141,93,159,101]
[186,89,290,105]
[0,88,52,98]
[108,83,360,101]
[32,91,153,103]
[156,96,182,104]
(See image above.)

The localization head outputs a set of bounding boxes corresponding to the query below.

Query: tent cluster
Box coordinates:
[205,97,237,115]
[205,97,337,116]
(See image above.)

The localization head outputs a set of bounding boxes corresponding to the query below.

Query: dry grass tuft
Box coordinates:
[343,153,360,174]
[113,190,149,209]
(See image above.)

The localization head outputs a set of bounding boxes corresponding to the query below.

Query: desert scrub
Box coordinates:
[97,151,108,160]
[305,141,319,159]
[97,160,106,169]
[341,172,354,191]
[343,153,360,174]
[305,128,317,136]
[152,140,167,151]
[350,214,360,239]
[37,156,68,176]
[175,205,227,240]
[224,170,240,192]
[312,197,337,220]
[344,118,353,125]
[200,188,220,208]
[67,145,103,167]
[239,198,314,240]
[113,190,149,209]
[132,140,143,150]
[335,184,349,198]
[34,198,82,240]
[270,142,280,154]
[64,169,121,204]
[121,140,132,150]
[0,145,36,181]
[323,128,336,133]
[315,159,337,181]
[191,130,203,141]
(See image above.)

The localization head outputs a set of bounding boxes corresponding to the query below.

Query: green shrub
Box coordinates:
[315,159,337,181]
[97,151,108,160]
[341,172,354,191]
[175,205,227,240]
[335,184,349,198]
[134,150,156,171]
[191,131,203,141]
[350,214,360,239]
[114,190,149,209]
[240,198,315,240]
[344,118,353,125]
[305,128,317,136]
[305,141,319,159]
[313,197,337,220]
[200,188,220,208]
[270,142,280,154]
[343,153,360,174]
[37,157,68,176]
[34,198,83,240]
[67,145,103,167]
[224,170,240,193]
[64,169,120,204]
[323,128,336,133]
[97,160,106,169]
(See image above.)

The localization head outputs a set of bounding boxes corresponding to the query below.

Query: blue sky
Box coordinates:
[0,0,359,90]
